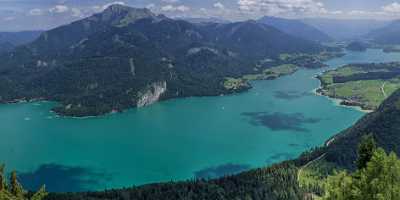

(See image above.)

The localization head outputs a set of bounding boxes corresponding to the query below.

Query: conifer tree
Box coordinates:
[0,165,47,200]
[356,134,377,170]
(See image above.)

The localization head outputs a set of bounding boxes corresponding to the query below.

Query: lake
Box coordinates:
[1,49,400,192]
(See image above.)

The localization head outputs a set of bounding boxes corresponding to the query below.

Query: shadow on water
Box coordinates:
[194,163,251,179]
[18,164,112,192]
[273,91,311,100]
[241,112,321,132]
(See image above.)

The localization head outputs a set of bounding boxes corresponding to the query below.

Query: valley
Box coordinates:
[2,2,400,200]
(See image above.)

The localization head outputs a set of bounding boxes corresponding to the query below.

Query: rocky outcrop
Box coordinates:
[136,81,167,107]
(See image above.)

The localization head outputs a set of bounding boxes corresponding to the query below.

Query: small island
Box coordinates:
[317,62,400,111]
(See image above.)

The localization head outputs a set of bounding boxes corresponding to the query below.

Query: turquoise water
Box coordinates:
[1,49,400,192]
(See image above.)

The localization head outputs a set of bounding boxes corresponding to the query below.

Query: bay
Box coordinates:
[1,49,399,192]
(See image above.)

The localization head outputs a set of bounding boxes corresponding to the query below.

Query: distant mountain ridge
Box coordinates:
[367,20,400,44]
[0,5,324,117]
[303,18,389,40]
[258,16,332,43]
[180,17,230,24]
[0,30,42,53]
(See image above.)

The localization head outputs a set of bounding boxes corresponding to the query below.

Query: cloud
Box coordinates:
[2,16,15,21]
[213,2,225,9]
[28,8,43,16]
[91,1,126,13]
[330,10,343,15]
[146,3,156,9]
[102,1,126,10]
[237,0,327,15]
[49,5,69,13]
[161,5,190,12]
[71,8,82,17]
[382,2,400,13]
[161,0,180,3]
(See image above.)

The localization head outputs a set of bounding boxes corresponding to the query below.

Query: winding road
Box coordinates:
[381,82,387,98]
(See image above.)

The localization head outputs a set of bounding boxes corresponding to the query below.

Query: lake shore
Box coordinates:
[312,84,373,113]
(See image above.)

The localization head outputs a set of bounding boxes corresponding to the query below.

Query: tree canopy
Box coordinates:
[323,147,400,200]
[0,165,47,200]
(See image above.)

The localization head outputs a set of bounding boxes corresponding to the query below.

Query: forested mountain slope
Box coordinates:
[0,5,325,117]
[258,16,332,43]
[322,88,400,170]
[0,31,42,53]
[367,20,400,45]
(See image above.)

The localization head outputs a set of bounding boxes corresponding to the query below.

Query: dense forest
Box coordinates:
[0,31,42,53]
[0,165,47,200]
[0,5,335,117]
[322,136,400,200]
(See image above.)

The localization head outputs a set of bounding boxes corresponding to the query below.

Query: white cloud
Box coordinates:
[146,3,156,9]
[330,10,343,15]
[49,5,69,13]
[28,8,43,16]
[213,2,225,9]
[91,1,126,13]
[161,0,180,3]
[161,5,190,12]
[71,8,82,17]
[237,0,327,15]
[347,10,367,15]
[102,1,126,10]
[382,2,400,13]
[2,16,15,21]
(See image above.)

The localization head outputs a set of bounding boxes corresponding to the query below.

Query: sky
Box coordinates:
[0,0,400,31]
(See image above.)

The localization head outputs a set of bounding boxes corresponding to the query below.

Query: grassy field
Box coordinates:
[242,64,298,80]
[323,79,400,110]
[224,64,298,89]
[318,64,400,110]
[319,66,364,85]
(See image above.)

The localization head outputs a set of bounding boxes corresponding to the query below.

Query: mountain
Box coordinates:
[201,20,323,59]
[367,20,400,45]
[0,5,324,117]
[180,17,230,24]
[319,89,400,170]
[0,41,14,53]
[0,30,42,52]
[303,18,389,40]
[346,41,368,51]
[0,31,42,46]
[258,16,332,43]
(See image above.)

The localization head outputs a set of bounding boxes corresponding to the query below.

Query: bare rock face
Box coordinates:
[136,81,167,107]
[97,4,157,27]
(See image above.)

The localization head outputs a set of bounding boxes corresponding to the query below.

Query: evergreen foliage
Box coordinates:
[356,135,377,170]
[0,165,47,200]
[323,148,400,200]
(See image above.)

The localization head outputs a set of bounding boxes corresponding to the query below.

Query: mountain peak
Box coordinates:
[103,4,151,14]
[95,4,156,27]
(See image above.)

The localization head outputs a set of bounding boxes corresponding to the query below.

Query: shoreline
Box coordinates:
[312,84,373,113]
